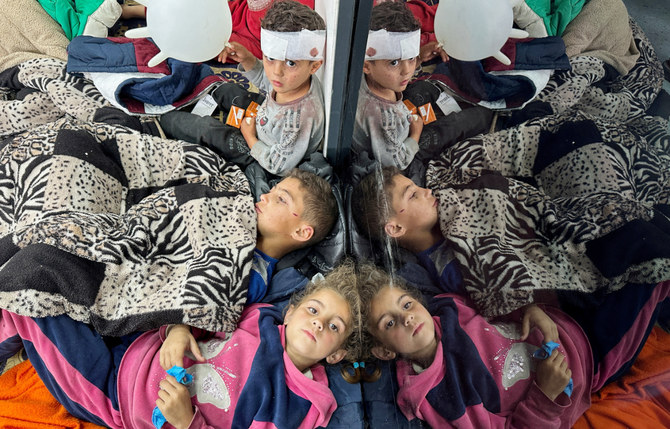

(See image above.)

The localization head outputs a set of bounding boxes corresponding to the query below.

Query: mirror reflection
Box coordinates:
[0,0,669,428]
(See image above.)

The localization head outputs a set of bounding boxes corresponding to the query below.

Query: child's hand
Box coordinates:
[156,375,194,429]
[241,117,258,149]
[408,114,424,142]
[419,41,449,63]
[536,349,572,401]
[521,304,558,343]
[218,42,256,70]
[159,325,205,370]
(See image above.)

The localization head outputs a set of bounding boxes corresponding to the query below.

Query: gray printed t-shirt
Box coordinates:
[351,76,419,169]
[240,61,325,176]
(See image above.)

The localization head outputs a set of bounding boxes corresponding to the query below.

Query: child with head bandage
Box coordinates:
[160,0,326,177]
[351,2,492,176]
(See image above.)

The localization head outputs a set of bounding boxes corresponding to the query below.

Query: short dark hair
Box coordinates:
[261,0,326,32]
[286,168,337,245]
[351,166,401,241]
[369,1,420,32]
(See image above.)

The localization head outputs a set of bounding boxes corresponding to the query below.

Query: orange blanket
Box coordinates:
[0,360,106,429]
[573,327,670,429]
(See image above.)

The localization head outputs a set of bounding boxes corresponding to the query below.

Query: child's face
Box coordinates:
[284,288,351,369]
[368,286,436,360]
[387,174,438,234]
[255,177,308,240]
[262,56,322,101]
[363,57,417,93]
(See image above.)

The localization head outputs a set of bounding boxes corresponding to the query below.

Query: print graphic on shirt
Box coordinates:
[380,108,399,151]
[188,364,233,410]
[257,103,268,126]
[185,334,236,411]
[279,109,300,154]
[492,322,522,340]
[501,343,538,389]
[489,322,540,389]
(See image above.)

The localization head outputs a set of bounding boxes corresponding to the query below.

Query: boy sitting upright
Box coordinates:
[160,0,326,177]
[352,1,424,170]
[351,2,492,173]
[248,168,336,303]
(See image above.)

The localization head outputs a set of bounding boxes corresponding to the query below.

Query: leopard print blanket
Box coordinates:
[427,110,670,317]
[0,116,256,335]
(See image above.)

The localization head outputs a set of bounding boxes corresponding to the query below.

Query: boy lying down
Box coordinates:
[0,117,336,336]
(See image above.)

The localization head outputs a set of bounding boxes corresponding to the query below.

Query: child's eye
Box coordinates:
[285,60,297,67]
[278,196,286,204]
[410,192,416,199]
[403,301,412,310]
[307,307,317,314]
[266,56,276,62]
[329,323,339,332]
[389,59,399,66]
[385,319,395,329]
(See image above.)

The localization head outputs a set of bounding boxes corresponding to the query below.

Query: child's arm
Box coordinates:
[535,349,572,401]
[156,375,194,429]
[520,304,559,343]
[408,114,423,143]
[244,104,322,176]
[366,108,421,169]
[159,324,206,370]
[218,41,258,72]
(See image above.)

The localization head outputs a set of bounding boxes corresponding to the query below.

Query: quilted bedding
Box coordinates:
[0,59,256,336]
[426,20,670,317]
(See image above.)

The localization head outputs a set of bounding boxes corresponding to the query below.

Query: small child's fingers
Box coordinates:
[190,338,205,362]
[520,315,530,341]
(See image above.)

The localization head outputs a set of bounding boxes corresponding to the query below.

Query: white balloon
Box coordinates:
[434,0,527,65]
[125,0,232,67]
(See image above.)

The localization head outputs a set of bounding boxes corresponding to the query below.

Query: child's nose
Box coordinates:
[401,60,414,75]
[271,61,284,76]
[404,313,414,326]
[312,319,323,330]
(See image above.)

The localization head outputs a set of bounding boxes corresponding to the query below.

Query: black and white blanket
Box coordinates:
[428,110,670,317]
[0,59,256,336]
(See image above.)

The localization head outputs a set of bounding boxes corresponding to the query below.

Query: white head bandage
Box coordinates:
[365,29,420,61]
[260,28,326,61]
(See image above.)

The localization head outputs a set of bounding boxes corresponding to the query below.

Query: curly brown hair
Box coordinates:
[261,0,326,32]
[369,1,420,32]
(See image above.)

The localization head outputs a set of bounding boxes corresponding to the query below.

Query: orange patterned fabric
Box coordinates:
[0,360,105,429]
[573,327,670,429]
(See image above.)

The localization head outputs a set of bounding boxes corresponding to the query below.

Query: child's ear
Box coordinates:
[283,305,295,324]
[384,220,405,239]
[309,60,323,74]
[362,60,372,75]
[371,345,396,361]
[325,348,347,364]
[291,224,314,243]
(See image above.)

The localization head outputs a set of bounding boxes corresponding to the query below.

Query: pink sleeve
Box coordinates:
[186,406,219,428]
[418,382,570,429]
